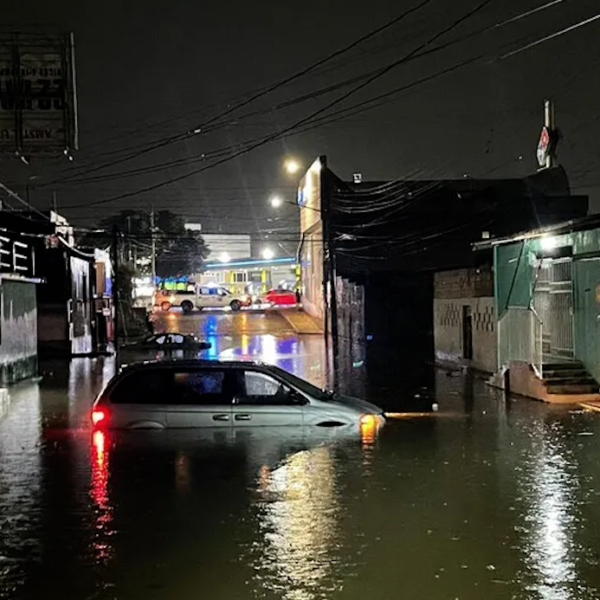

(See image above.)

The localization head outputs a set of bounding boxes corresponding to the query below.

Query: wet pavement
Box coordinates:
[1,312,600,599]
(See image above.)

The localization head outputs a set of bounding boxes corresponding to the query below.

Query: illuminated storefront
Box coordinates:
[194,257,299,296]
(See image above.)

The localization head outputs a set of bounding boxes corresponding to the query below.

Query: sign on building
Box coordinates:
[0,32,78,157]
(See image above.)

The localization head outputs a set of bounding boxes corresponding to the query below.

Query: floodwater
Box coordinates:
[1,314,600,600]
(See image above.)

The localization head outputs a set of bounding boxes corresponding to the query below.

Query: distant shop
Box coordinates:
[194,257,299,296]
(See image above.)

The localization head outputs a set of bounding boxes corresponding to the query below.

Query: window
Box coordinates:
[110,370,167,404]
[111,368,233,406]
[233,272,246,283]
[171,370,230,405]
[239,371,298,405]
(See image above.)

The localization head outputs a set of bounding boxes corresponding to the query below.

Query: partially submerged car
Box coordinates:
[91,359,385,433]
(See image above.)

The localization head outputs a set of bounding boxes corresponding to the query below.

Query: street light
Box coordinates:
[284,158,301,175]
[270,195,283,208]
[219,252,231,263]
[262,247,275,260]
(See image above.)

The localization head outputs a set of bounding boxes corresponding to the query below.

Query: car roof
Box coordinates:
[119,358,266,374]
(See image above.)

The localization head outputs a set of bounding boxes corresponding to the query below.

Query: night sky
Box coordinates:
[2,0,600,245]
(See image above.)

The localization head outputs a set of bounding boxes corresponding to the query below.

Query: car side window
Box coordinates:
[169,370,231,405]
[110,370,167,404]
[239,371,298,405]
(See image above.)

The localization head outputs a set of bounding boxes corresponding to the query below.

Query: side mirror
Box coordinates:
[288,390,308,406]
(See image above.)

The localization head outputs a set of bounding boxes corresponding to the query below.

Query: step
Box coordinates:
[542,376,598,386]
[543,370,590,380]
[542,362,584,371]
[545,383,600,395]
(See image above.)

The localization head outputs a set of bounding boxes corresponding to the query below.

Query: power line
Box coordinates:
[498,10,600,60]
[42,0,435,188]
[52,0,568,192]
[63,0,496,211]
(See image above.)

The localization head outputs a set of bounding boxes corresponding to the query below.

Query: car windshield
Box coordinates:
[269,366,332,400]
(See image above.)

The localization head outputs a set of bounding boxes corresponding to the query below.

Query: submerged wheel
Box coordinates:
[230,300,242,312]
[181,301,194,314]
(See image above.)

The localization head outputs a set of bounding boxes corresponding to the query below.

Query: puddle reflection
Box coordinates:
[518,421,586,600]
[89,430,115,564]
[253,446,342,599]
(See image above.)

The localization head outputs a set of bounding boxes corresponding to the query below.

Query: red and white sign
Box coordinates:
[537,126,552,167]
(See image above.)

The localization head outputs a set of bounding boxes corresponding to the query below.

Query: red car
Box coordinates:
[263,289,298,306]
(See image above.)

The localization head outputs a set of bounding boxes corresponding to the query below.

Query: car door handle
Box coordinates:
[212,414,230,422]
[235,414,252,421]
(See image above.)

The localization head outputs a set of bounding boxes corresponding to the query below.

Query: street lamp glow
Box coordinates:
[270,196,283,208]
[262,248,275,260]
[284,159,301,175]
[219,252,231,263]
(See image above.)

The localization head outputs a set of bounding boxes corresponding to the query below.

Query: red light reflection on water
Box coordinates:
[90,430,114,563]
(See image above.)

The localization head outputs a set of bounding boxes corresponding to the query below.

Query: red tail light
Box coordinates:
[92,409,108,427]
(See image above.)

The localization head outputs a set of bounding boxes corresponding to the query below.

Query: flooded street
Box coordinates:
[1,313,600,599]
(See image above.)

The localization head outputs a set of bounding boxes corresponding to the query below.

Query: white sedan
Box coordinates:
[91,360,385,433]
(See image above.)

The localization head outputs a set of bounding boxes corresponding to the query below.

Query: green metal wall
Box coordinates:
[571,228,600,382]
[494,227,600,381]
[494,241,535,315]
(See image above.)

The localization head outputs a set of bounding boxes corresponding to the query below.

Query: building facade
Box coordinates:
[297,156,588,382]
[194,257,298,297]
[480,215,600,402]
[1,211,99,356]
[0,231,40,384]
[434,267,496,373]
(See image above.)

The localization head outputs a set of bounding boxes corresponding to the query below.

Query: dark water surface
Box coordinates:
[1,329,600,599]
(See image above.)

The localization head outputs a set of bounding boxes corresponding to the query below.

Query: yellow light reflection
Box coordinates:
[89,430,114,564]
[175,452,190,492]
[360,416,378,447]
[241,334,249,356]
[254,447,342,598]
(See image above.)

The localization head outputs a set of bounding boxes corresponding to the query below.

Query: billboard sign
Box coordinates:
[0,32,78,157]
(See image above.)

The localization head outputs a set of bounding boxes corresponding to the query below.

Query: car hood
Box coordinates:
[327,394,384,415]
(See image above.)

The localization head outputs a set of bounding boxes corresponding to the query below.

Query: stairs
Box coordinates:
[542,361,600,395]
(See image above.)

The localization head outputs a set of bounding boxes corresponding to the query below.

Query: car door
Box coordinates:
[231,369,305,427]
[215,288,230,308]
[164,367,234,428]
[197,287,211,308]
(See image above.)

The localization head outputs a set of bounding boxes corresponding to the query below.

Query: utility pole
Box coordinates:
[537,99,557,170]
[150,208,157,284]
[544,99,555,169]
[111,226,120,361]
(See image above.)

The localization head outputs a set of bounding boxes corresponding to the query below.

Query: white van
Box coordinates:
[154,286,251,313]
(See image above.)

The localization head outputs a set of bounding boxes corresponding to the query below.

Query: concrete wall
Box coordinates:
[434,297,496,373]
[69,256,93,355]
[300,224,324,320]
[0,279,38,384]
[434,268,496,373]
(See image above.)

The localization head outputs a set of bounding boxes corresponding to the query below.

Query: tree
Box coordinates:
[80,209,210,278]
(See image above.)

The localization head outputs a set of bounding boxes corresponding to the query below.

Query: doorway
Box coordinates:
[462,305,473,360]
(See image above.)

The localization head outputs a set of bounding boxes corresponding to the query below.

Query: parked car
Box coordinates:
[131,333,212,351]
[154,286,251,313]
[263,288,298,306]
[91,360,385,432]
